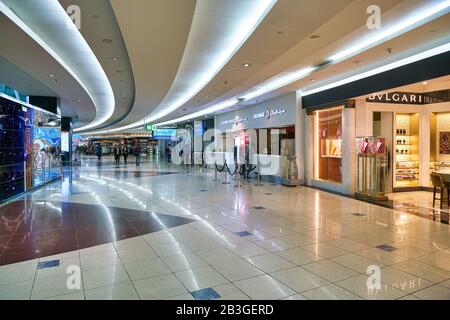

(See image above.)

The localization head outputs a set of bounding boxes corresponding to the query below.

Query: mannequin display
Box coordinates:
[360,138,370,154]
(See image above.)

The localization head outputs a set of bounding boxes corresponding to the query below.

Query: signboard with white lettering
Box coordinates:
[217,93,296,132]
[366,89,449,105]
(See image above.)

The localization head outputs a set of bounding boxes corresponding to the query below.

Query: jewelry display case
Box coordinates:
[356,136,388,201]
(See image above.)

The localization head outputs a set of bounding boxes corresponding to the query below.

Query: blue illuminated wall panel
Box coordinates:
[0,96,33,201]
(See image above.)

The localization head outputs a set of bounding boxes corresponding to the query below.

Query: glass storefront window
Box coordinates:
[430,112,450,180]
[314,107,343,183]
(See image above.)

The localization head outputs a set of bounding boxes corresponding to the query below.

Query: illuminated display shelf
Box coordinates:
[395,113,419,188]
[320,139,342,159]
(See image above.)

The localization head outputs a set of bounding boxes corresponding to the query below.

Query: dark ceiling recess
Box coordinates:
[302,51,450,109]
[29,96,58,114]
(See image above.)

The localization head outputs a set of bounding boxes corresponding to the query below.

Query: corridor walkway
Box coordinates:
[0,157,449,300]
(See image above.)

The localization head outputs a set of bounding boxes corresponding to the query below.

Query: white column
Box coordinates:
[305,114,315,186]
[420,110,430,187]
[295,91,305,184]
[342,107,356,195]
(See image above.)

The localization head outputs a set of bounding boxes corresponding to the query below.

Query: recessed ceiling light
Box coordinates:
[203,95,209,98]
[422,81,428,85]
[77,99,81,102]
[111,57,119,61]
[310,78,316,82]
[102,38,112,43]
[242,63,251,67]
[49,74,54,77]
[310,34,320,39]
[122,92,126,96]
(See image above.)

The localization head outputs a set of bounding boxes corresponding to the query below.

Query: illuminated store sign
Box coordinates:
[367,89,449,105]
[221,116,248,126]
[153,129,176,140]
[253,108,286,119]
[145,124,157,131]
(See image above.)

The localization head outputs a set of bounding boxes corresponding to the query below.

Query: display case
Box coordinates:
[432,161,450,173]
[321,139,342,158]
[430,112,450,184]
[395,113,419,188]
[356,136,388,201]
[314,107,343,183]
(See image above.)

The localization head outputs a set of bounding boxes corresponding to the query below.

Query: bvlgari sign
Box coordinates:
[367,92,423,104]
[366,89,449,105]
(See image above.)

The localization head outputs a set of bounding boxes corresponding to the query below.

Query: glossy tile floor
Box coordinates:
[389,192,450,224]
[0,156,449,300]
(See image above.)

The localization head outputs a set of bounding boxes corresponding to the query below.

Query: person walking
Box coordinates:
[122,144,129,164]
[134,143,141,167]
[95,143,103,162]
[113,144,121,164]
[166,144,172,163]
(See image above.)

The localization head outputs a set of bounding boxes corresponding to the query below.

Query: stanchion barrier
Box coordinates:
[225,162,238,176]
[213,165,219,182]
[255,157,263,186]
[215,161,227,172]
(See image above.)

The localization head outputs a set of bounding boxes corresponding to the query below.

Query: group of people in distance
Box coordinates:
[95,141,142,166]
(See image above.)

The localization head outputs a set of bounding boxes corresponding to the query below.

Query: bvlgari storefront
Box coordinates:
[304,78,450,202]
[302,50,450,198]
[356,80,450,193]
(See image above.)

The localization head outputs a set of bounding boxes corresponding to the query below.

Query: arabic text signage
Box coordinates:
[253,108,286,120]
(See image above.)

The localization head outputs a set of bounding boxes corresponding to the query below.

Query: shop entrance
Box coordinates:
[372,112,394,193]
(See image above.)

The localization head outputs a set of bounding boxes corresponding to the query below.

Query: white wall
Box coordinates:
[216,93,296,132]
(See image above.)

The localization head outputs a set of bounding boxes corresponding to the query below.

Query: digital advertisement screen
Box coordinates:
[61,131,69,152]
[153,128,176,140]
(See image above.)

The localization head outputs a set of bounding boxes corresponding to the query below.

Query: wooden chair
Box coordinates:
[430,173,449,209]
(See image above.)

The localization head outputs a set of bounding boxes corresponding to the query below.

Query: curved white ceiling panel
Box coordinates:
[100,0,277,133]
[157,0,450,126]
[0,0,115,132]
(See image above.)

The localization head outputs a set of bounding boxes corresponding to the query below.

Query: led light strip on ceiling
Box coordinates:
[328,0,450,62]
[0,0,115,132]
[86,0,449,133]
[154,0,450,126]
[302,42,450,96]
[157,41,450,127]
[95,0,277,134]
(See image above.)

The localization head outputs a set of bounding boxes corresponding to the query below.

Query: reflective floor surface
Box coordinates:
[0,156,449,300]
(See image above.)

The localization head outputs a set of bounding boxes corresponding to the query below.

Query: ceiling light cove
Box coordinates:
[242,66,316,101]
[157,99,238,126]
[328,0,450,62]
[0,0,115,132]
[148,66,316,127]
[303,42,450,96]
[101,0,277,133]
